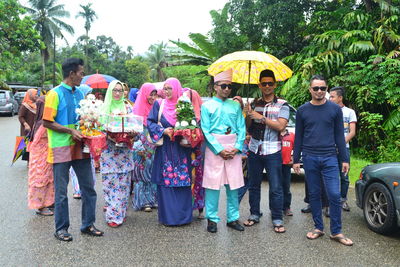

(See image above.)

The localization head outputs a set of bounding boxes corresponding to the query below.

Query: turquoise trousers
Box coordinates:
[205,185,239,223]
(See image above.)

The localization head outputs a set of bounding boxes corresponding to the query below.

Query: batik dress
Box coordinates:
[147,100,193,226]
[100,104,135,225]
[131,127,157,210]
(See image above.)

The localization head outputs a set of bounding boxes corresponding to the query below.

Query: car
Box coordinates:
[14,91,26,106]
[0,90,19,116]
[355,162,400,235]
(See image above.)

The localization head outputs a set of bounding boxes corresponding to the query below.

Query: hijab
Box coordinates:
[22,89,38,113]
[129,88,139,103]
[132,83,156,126]
[161,77,183,126]
[101,80,127,115]
[183,88,202,121]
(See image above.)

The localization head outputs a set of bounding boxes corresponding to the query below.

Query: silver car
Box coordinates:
[0,90,19,116]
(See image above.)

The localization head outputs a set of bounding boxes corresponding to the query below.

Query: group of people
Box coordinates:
[20,57,356,247]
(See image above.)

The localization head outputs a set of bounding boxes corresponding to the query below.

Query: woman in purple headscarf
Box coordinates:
[147,78,193,226]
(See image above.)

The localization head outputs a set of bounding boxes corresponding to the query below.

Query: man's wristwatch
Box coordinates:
[262,116,267,124]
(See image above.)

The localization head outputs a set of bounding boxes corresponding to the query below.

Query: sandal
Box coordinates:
[306,230,325,240]
[143,206,152,212]
[36,208,54,216]
[81,225,104,236]
[330,234,353,246]
[73,194,81,199]
[243,215,260,227]
[273,225,286,233]
[54,229,73,242]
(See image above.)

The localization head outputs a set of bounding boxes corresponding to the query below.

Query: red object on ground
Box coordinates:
[83,133,107,161]
[172,128,204,148]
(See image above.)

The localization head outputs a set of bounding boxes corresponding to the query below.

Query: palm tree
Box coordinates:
[76,3,98,70]
[146,42,168,82]
[23,0,74,86]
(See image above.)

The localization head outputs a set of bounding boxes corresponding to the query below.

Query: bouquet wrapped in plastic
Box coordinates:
[102,111,143,148]
[172,95,204,148]
[76,94,107,161]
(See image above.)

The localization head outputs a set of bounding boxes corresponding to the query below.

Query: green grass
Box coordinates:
[349,156,373,185]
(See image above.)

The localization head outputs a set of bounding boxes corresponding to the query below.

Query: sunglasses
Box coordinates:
[311,86,328,92]
[218,83,233,90]
[260,82,275,87]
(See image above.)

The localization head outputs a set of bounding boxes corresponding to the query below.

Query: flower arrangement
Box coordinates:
[172,95,204,148]
[75,94,106,160]
[76,94,103,137]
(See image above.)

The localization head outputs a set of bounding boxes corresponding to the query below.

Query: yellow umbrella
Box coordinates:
[208,51,293,84]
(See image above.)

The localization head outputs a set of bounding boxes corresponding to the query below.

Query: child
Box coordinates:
[281,129,295,216]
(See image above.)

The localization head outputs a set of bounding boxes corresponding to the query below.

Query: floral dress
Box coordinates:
[100,104,135,224]
[131,127,157,210]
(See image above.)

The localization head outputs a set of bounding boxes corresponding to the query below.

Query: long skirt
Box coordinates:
[191,147,205,210]
[103,172,132,224]
[132,157,157,210]
[157,185,192,226]
[27,126,54,209]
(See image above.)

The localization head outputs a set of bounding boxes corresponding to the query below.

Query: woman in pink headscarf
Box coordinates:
[131,83,158,212]
[147,78,193,226]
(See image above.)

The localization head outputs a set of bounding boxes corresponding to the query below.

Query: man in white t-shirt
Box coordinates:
[330,87,357,211]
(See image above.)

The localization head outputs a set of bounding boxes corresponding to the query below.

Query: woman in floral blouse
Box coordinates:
[147,78,193,226]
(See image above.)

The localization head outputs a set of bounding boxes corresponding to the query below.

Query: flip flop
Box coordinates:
[330,234,353,246]
[244,219,259,227]
[306,230,325,240]
[273,225,286,233]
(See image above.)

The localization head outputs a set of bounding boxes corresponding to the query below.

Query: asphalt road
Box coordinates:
[1,115,399,266]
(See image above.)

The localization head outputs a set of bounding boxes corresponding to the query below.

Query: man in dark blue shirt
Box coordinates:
[293,75,353,246]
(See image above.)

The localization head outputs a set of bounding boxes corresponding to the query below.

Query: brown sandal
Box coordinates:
[306,230,325,240]
[330,234,353,246]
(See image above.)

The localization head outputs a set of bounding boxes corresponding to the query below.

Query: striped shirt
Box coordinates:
[43,83,88,163]
[248,97,289,155]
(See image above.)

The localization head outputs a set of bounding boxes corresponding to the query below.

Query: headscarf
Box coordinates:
[157,88,165,99]
[129,88,139,103]
[161,77,183,126]
[101,80,127,115]
[132,83,157,126]
[22,89,38,113]
[77,84,93,96]
[183,88,202,121]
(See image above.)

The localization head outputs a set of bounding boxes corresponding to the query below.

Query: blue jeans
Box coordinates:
[339,148,350,201]
[282,165,292,210]
[247,151,283,222]
[53,158,97,232]
[302,154,342,235]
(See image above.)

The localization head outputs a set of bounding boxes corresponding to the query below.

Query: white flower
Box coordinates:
[87,94,96,101]
[178,95,191,103]
[175,121,181,128]
[181,121,189,127]
[191,120,197,126]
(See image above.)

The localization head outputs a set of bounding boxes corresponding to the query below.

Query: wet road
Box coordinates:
[1,115,399,266]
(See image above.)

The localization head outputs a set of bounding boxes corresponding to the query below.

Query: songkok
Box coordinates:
[214,69,232,83]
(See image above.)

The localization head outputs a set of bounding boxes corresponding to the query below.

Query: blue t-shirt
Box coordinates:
[293,100,349,163]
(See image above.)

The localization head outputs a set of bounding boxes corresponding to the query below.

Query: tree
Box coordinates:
[146,42,168,82]
[76,3,98,71]
[23,0,74,86]
[170,33,219,65]
[0,0,41,79]
[125,58,151,88]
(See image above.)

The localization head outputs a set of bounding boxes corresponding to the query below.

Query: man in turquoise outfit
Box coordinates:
[201,69,246,233]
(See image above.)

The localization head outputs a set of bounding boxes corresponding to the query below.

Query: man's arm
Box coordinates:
[43,120,83,141]
[345,122,356,144]
[247,107,288,132]
[200,104,224,155]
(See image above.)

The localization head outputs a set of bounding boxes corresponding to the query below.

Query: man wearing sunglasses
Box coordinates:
[293,75,353,246]
[245,69,289,233]
[201,69,246,233]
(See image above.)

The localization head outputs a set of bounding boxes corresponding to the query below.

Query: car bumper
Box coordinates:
[0,105,13,113]
[355,179,367,209]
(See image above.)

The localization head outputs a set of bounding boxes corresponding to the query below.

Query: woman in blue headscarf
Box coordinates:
[128,88,139,103]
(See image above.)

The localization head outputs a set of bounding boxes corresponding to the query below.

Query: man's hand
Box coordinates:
[293,163,301,175]
[219,149,232,160]
[342,162,350,175]
[226,148,239,159]
[70,129,83,141]
[163,127,174,139]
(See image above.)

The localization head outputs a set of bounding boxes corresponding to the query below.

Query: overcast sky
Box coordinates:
[20,0,228,54]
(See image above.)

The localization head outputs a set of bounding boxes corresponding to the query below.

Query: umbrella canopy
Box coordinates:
[81,74,117,89]
[12,136,28,165]
[208,51,293,84]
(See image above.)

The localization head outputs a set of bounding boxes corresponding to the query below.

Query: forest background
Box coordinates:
[1,0,399,165]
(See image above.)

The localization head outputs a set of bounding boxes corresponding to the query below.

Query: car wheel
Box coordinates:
[363,182,397,235]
